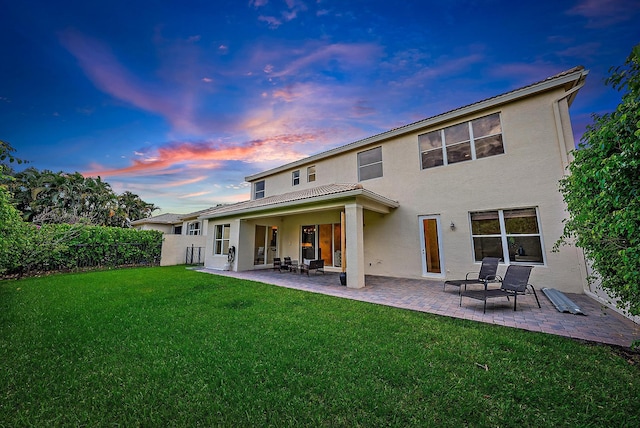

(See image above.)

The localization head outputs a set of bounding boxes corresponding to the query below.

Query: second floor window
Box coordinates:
[254,180,265,199]
[419,112,504,170]
[292,170,300,186]
[357,146,383,181]
[187,222,200,235]
[307,165,316,182]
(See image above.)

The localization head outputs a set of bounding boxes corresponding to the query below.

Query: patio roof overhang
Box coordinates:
[198,183,399,221]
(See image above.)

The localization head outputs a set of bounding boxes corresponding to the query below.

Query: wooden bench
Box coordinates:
[301,259,324,276]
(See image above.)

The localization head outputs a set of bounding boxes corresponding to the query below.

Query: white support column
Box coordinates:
[345,203,365,288]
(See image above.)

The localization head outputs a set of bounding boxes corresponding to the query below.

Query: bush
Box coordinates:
[1,222,163,277]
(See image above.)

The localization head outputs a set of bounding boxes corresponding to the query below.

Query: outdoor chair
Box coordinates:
[460,265,541,313]
[282,257,292,272]
[443,257,500,293]
[273,258,282,271]
[301,259,324,276]
[289,259,300,274]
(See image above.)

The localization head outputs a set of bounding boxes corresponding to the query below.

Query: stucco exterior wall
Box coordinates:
[135,223,174,234]
[160,234,207,266]
[247,86,587,293]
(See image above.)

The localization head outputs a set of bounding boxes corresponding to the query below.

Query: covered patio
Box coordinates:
[198,268,640,348]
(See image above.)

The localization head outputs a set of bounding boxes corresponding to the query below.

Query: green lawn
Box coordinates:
[1,266,638,427]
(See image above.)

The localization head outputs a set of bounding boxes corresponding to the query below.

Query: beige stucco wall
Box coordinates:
[135,223,174,234]
[249,86,587,293]
[161,234,207,266]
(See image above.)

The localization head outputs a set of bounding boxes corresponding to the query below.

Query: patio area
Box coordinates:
[198,268,640,348]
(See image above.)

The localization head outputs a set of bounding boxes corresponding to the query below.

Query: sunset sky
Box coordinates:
[2,0,639,214]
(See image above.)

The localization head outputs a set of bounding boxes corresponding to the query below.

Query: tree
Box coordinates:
[0,140,27,275]
[558,44,640,316]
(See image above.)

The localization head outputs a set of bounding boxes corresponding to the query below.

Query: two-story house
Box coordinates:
[199,66,589,293]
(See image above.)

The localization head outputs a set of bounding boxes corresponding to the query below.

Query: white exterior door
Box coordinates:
[419,215,444,277]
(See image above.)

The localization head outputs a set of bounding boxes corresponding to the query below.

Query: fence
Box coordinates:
[186,245,205,265]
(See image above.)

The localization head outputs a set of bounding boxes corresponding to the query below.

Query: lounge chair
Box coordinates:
[443,257,500,293]
[459,265,541,313]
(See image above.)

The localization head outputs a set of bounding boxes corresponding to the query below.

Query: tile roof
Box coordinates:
[131,207,216,225]
[131,213,183,225]
[199,183,398,219]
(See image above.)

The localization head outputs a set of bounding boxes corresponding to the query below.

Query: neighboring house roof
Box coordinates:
[199,183,399,220]
[246,66,588,182]
[131,207,215,226]
[131,213,184,226]
[178,207,217,221]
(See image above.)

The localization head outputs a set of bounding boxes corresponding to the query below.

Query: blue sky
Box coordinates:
[1,0,639,214]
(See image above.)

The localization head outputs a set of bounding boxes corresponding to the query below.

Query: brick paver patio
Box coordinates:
[199,268,640,348]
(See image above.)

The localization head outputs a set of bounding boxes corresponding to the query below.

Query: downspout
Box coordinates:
[551,76,587,170]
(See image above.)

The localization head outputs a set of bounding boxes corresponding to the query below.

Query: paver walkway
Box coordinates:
[198,268,640,348]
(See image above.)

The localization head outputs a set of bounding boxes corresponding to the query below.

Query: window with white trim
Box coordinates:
[307,165,316,182]
[292,170,300,186]
[419,112,504,169]
[187,221,201,235]
[470,208,544,264]
[214,224,231,255]
[254,180,265,199]
[357,146,383,181]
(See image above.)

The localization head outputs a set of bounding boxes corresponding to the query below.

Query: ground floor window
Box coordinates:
[470,208,544,264]
[214,224,231,255]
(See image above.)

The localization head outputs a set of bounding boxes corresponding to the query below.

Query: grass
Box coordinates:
[1,266,639,427]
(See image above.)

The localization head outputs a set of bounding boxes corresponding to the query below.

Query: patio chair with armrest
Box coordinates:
[459,265,541,313]
[281,257,292,272]
[273,258,282,271]
[443,257,500,293]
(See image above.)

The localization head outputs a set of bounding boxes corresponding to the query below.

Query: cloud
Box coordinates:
[82,136,311,178]
[250,0,269,7]
[258,15,282,29]
[58,29,210,135]
[566,0,639,27]
[554,42,602,61]
[268,42,382,78]
[487,62,566,87]
[179,190,212,199]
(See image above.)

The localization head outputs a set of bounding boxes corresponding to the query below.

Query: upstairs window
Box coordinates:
[357,146,383,181]
[419,113,504,169]
[254,180,265,199]
[187,221,201,235]
[292,170,300,186]
[307,165,316,182]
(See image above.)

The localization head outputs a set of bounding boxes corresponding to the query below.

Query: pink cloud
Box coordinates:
[269,43,382,78]
[566,0,639,27]
[82,136,312,178]
[59,29,204,135]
